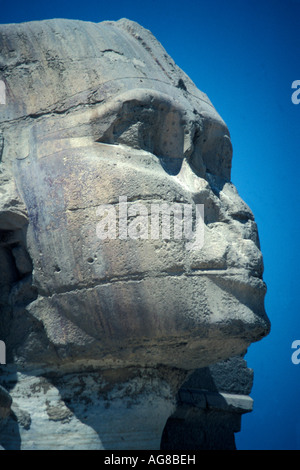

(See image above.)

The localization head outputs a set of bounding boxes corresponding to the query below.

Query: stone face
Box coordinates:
[0,18,269,371]
[0,18,270,449]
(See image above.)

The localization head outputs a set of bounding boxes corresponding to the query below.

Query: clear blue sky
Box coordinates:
[1,0,299,450]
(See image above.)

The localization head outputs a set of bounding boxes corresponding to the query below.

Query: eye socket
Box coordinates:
[96,93,186,162]
[94,89,232,180]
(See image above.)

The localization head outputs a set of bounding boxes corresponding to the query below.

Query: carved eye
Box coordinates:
[95,89,187,174]
[94,89,232,180]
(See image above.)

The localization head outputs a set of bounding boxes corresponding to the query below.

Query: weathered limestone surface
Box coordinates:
[0,18,270,449]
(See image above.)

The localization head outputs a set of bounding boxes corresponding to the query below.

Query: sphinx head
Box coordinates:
[0,18,270,370]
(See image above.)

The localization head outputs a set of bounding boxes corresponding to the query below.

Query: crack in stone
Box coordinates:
[66,196,187,212]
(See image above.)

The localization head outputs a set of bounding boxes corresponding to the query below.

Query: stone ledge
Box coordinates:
[178,388,253,414]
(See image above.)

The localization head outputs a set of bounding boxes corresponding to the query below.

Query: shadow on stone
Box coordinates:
[161,356,254,450]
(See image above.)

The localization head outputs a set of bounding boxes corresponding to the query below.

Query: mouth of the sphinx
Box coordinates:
[110,266,269,334]
[189,268,267,291]
[24,265,270,371]
[119,266,267,292]
[92,266,269,329]
[60,265,266,293]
